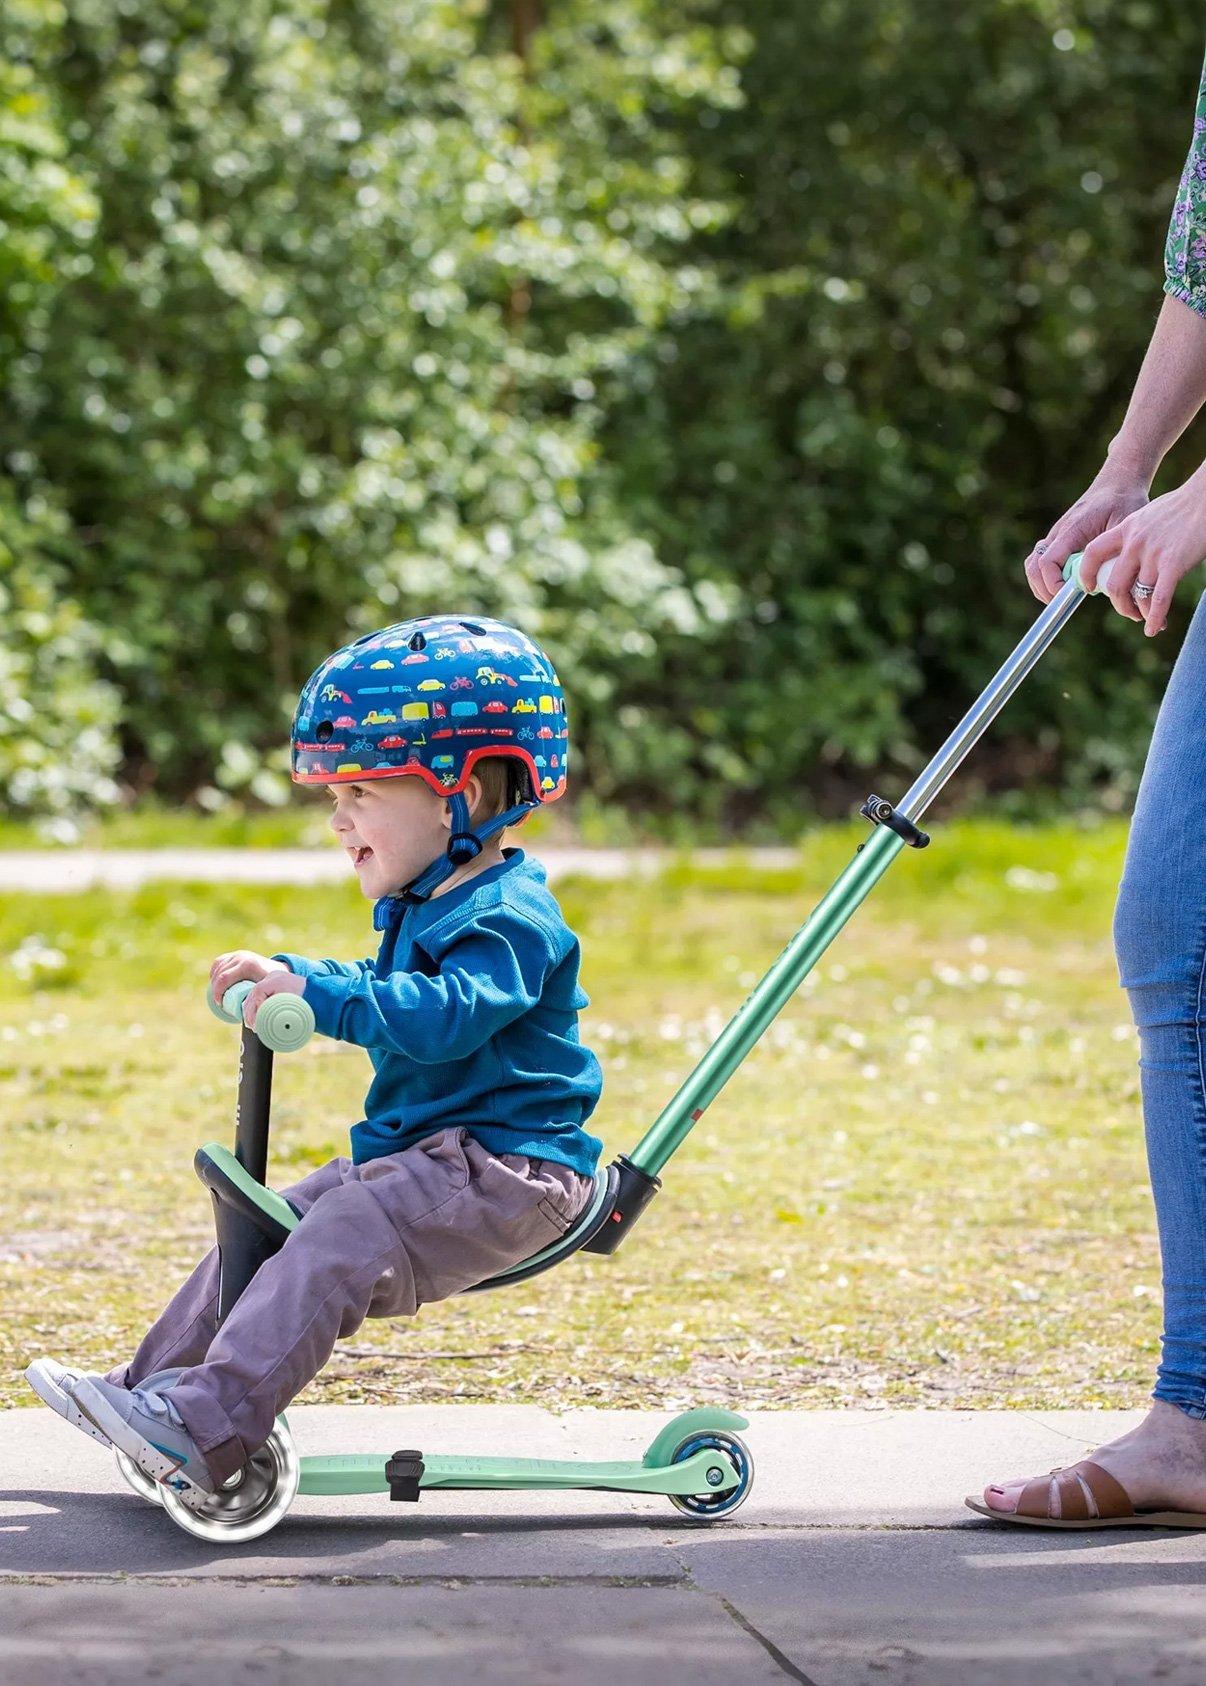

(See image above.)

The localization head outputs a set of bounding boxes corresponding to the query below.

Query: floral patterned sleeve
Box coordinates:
[1165,49,1206,317]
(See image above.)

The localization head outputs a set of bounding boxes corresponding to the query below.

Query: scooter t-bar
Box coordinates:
[609,551,1116,1212]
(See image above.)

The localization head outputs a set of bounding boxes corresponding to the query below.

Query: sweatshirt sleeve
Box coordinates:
[1164,50,1206,317]
[297,913,559,1062]
[270,952,373,984]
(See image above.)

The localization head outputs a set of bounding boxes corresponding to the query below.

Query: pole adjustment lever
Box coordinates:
[860,794,930,849]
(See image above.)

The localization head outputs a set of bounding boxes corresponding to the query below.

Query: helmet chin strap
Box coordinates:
[374,789,538,924]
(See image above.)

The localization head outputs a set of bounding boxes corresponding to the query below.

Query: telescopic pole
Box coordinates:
[623,551,1108,1181]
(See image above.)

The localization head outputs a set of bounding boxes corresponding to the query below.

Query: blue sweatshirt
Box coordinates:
[271,847,604,1177]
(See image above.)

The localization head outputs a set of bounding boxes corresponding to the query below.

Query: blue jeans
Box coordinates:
[1114,585,1206,1417]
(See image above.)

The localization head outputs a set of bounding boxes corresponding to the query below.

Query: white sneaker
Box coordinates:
[71,1375,219,1505]
[25,1359,115,1449]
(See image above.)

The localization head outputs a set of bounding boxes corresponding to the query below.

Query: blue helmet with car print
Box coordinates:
[290,614,569,904]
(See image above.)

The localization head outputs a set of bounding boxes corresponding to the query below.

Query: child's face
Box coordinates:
[324,775,477,900]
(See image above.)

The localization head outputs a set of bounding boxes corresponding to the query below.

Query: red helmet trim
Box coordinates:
[293,743,564,803]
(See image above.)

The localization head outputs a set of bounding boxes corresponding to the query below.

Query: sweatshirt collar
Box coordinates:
[372,848,525,931]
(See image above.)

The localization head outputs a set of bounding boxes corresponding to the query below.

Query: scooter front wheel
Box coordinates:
[157,1417,299,1543]
[667,1430,754,1520]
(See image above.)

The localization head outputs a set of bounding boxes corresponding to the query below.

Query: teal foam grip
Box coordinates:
[1062,550,1117,595]
[206,978,314,1051]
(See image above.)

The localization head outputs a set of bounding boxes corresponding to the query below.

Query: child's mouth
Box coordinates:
[353,847,373,868]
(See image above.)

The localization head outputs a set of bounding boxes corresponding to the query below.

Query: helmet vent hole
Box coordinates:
[460,621,486,635]
[408,632,427,652]
[315,721,334,743]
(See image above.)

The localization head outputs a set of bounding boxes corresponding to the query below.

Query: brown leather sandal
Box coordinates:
[965,1458,1206,1529]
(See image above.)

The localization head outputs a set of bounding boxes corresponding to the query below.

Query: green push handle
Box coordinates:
[206,978,315,1053]
[1062,551,1118,595]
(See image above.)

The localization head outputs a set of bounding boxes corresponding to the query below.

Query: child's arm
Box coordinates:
[270,951,373,984]
[298,915,560,1062]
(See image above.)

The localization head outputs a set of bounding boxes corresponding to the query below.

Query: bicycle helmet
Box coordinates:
[290,614,569,901]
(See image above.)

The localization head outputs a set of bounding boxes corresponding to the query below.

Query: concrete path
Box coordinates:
[0,845,799,893]
[5,1404,1206,1684]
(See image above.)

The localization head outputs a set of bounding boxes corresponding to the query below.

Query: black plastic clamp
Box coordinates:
[859,794,930,849]
[386,1449,426,1502]
[581,1156,662,1257]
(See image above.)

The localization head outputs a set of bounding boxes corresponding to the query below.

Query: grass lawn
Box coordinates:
[0,818,1160,1415]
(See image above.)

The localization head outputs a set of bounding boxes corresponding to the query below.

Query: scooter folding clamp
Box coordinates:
[859,794,930,849]
[385,1449,426,1502]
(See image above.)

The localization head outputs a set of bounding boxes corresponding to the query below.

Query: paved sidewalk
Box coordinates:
[4,1404,1206,1684]
[0,845,800,894]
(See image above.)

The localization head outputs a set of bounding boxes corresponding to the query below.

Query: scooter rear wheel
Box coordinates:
[667,1430,753,1519]
[157,1418,299,1543]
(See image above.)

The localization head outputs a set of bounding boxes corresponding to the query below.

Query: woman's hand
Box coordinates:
[1078,467,1206,636]
[1024,465,1151,604]
[240,970,307,1031]
[209,950,285,1004]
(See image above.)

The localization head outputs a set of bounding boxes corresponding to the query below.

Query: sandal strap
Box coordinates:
[1015,1459,1134,1521]
[1016,1473,1064,1519]
[1075,1460,1135,1519]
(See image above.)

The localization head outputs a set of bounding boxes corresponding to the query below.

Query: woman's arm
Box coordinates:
[1025,299,1197,599]
[1111,47,1206,487]
[1027,52,1206,605]
[1105,292,1206,489]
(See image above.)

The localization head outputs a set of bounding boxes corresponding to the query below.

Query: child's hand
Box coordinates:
[241,970,307,1031]
[210,950,287,1006]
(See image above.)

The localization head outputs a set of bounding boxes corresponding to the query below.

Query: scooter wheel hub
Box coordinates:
[157,1418,299,1543]
[667,1430,754,1519]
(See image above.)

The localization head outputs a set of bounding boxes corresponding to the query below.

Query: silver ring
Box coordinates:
[1132,582,1155,601]
[1035,542,1049,554]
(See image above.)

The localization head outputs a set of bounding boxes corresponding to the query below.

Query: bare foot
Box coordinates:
[983,1400,1206,1517]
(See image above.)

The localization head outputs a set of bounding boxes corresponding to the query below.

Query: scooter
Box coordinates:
[109,550,1112,1542]
[122,979,753,1544]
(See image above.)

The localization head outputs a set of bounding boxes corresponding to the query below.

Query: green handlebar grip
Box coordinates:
[255,993,315,1052]
[205,978,314,1052]
[1062,551,1118,596]
[207,979,250,1024]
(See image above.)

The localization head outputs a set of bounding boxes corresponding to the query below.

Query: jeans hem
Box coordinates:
[1152,1387,1206,1421]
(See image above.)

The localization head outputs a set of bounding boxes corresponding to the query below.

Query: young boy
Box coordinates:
[26,615,603,1505]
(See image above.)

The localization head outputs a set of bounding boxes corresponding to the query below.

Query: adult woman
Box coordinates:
[972,50,1206,1527]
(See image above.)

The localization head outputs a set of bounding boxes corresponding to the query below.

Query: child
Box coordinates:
[26,615,603,1506]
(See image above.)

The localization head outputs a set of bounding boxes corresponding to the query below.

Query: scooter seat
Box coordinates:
[194,1143,300,1245]
[459,1160,621,1294]
[193,1142,302,1321]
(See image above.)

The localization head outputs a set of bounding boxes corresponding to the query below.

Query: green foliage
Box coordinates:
[602,0,1206,827]
[1,1,1202,827]
[0,472,121,823]
[1,0,739,813]
[0,4,120,821]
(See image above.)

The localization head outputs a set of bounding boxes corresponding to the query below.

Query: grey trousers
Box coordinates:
[104,1127,593,1483]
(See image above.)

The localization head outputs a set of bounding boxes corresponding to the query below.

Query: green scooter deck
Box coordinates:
[299,1446,732,1496]
[297,1406,748,1497]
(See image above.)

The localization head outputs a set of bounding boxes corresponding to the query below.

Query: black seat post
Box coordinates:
[234,1027,273,1185]
[205,1028,278,1325]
